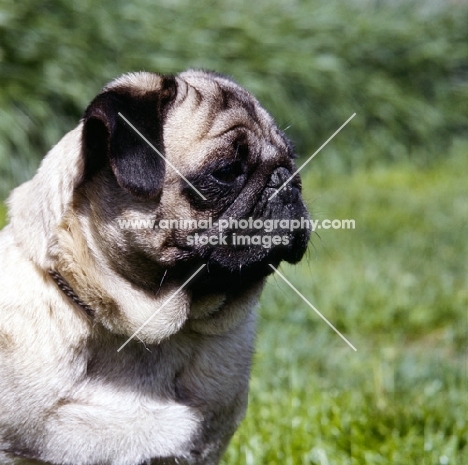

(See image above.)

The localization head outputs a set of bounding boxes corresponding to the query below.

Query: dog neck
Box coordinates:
[52,210,192,344]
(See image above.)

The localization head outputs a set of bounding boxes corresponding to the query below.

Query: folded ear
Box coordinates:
[82,74,177,199]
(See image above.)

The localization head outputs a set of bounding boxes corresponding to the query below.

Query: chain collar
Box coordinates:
[48,270,95,318]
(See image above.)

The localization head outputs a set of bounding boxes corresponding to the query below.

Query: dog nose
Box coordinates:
[267,167,292,189]
[267,166,301,205]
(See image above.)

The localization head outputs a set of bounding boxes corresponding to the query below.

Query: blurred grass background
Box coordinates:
[0,0,467,463]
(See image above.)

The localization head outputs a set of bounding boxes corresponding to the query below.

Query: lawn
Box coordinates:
[0,204,5,227]
[221,141,468,464]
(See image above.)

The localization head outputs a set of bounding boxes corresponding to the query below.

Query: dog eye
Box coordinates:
[212,161,243,184]
[235,143,249,159]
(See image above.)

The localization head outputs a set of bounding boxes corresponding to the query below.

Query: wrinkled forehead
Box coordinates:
[178,70,258,107]
[174,70,286,145]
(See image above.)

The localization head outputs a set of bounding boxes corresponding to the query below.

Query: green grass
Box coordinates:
[221,142,468,464]
[0,203,6,227]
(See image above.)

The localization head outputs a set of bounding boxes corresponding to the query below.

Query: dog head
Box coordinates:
[80,71,310,289]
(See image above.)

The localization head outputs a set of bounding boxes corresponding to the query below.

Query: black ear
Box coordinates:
[82,76,177,199]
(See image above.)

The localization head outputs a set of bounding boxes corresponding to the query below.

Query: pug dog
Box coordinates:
[0,70,310,465]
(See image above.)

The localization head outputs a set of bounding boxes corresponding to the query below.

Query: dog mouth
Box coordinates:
[178,228,309,295]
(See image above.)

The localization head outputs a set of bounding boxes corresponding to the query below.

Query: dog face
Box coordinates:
[77,71,310,297]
